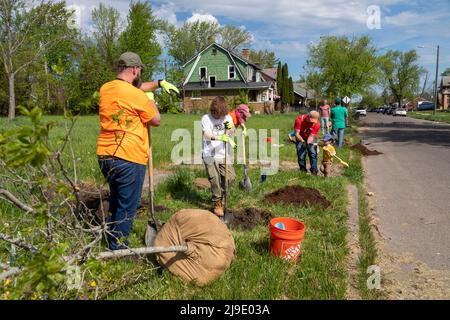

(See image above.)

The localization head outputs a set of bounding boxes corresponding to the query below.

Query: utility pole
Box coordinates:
[433,45,440,115]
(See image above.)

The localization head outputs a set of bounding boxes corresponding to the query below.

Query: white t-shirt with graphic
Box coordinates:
[201,113,234,159]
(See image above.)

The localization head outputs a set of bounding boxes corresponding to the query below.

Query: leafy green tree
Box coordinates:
[442,68,450,76]
[0,0,75,119]
[118,1,161,80]
[249,50,279,68]
[281,64,290,109]
[92,3,122,69]
[303,35,380,98]
[289,77,294,105]
[379,50,424,108]
[167,20,220,65]
[276,61,282,100]
[218,25,252,53]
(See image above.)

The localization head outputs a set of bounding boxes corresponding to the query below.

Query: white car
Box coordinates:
[355,108,367,116]
[393,108,407,117]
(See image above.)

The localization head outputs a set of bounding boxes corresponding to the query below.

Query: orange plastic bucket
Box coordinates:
[269,217,305,262]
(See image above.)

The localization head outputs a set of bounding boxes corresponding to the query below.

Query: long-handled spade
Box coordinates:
[239,132,252,191]
[145,125,161,247]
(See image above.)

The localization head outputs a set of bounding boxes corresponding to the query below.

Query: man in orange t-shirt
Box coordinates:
[97,52,162,250]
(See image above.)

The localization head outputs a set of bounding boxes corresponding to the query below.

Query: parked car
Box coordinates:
[382,106,390,114]
[355,108,367,116]
[387,107,396,115]
[416,101,435,111]
[393,108,407,116]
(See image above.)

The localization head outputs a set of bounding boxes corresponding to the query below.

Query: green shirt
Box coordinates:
[330,106,348,129]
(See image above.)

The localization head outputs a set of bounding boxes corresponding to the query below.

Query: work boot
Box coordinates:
[213,200,224,217]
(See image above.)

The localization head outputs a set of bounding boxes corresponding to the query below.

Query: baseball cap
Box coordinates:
[308,110,319,123]
[117,52,144,68]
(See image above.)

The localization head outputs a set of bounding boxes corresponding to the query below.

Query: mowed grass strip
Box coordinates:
[408,110,450,124]
[0,113,352,299]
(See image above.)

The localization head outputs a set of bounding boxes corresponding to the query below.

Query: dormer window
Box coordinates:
[200,67,207,80]
[228,65,235,80]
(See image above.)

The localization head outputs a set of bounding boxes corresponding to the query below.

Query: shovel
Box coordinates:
[239,133,252,191]
[145,125,161,247]
[333,154,349,167]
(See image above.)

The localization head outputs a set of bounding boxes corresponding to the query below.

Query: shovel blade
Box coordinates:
[239,177,252,191]
[145,221,161,247]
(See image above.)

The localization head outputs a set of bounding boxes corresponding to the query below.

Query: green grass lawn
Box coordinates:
[408,110,450,124]
[0,113,367,300]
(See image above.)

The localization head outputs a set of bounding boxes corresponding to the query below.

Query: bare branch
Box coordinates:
[97,246,188,260]
[0,232,39,253]
[0,267,22,281]
[0,188,34,213]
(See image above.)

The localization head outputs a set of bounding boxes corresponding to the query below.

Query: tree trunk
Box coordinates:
[8,72,16,120]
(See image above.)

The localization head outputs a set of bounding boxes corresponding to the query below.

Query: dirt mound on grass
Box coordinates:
[264,186,330,209]
[226,208,273,230]
[351,143,383,156]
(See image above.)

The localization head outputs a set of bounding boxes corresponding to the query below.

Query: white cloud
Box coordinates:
[155,4,179,26]
[186,13,219,25]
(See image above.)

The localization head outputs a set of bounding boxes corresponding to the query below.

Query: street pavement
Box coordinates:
[359,113,450,297]
[360,113,450,268]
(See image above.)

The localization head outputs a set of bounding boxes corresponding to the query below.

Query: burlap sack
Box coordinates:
[154,209,235,286]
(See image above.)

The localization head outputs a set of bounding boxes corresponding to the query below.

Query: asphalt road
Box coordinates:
[359,113,450,270]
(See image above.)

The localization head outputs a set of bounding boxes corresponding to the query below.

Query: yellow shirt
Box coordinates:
[96,80,157,165]
[322,145,336,163]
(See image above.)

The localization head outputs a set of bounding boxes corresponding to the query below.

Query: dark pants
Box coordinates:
[296,142,318,174]
[99,158,146,250]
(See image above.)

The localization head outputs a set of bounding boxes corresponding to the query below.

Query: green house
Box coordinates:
[182,43,276,113]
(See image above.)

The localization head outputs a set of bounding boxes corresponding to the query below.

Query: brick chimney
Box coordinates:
[241,48,250,61]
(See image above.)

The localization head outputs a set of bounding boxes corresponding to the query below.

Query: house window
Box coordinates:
[212,48,217,55]
[209,76,216,88]
[228,65,235,79]
[191,91,201,99]
[199,67,207,80]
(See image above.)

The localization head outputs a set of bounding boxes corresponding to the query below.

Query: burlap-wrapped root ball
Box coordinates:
[154,209,235,286]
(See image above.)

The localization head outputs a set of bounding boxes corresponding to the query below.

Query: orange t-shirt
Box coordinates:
[96,80,157,165]
[229,110,239,127]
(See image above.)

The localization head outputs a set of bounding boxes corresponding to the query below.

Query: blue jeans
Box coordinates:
[321,117,330,135]
[99,158,146,250]
[296,141,318,174]
[331,128,345,147]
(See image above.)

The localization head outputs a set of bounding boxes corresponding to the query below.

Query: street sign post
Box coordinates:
[343,96,351,104]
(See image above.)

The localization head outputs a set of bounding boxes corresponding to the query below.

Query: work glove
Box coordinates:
[217,134,237,149]
[158,80,179,95]
[224,121,233,130]
[145,91,155,101]
[242,127,248,136]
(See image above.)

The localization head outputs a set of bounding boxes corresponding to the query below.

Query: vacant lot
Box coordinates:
[0,113,366,299]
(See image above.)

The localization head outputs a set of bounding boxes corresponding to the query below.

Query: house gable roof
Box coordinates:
[182,43,248,85]
[441,76,450,87]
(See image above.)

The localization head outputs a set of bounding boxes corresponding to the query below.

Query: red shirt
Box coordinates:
[294,114,320,140]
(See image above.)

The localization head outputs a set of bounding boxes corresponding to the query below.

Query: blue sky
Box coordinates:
[67,0,450,88]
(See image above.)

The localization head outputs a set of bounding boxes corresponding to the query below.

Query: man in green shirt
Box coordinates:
[330,98,348,147]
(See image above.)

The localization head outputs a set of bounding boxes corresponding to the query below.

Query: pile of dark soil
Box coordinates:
[351,143,383,156]
[226,208,273,230]
[264,186,331,209]
[77,187,109,224]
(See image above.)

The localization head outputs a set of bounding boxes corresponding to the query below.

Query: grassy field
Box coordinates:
[408,110,450,124]
[0,113,373,300]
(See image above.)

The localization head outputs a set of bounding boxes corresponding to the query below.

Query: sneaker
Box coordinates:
[213,200,224,217]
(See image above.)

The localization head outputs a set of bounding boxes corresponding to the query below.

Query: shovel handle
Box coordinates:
[147,125,156,226]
